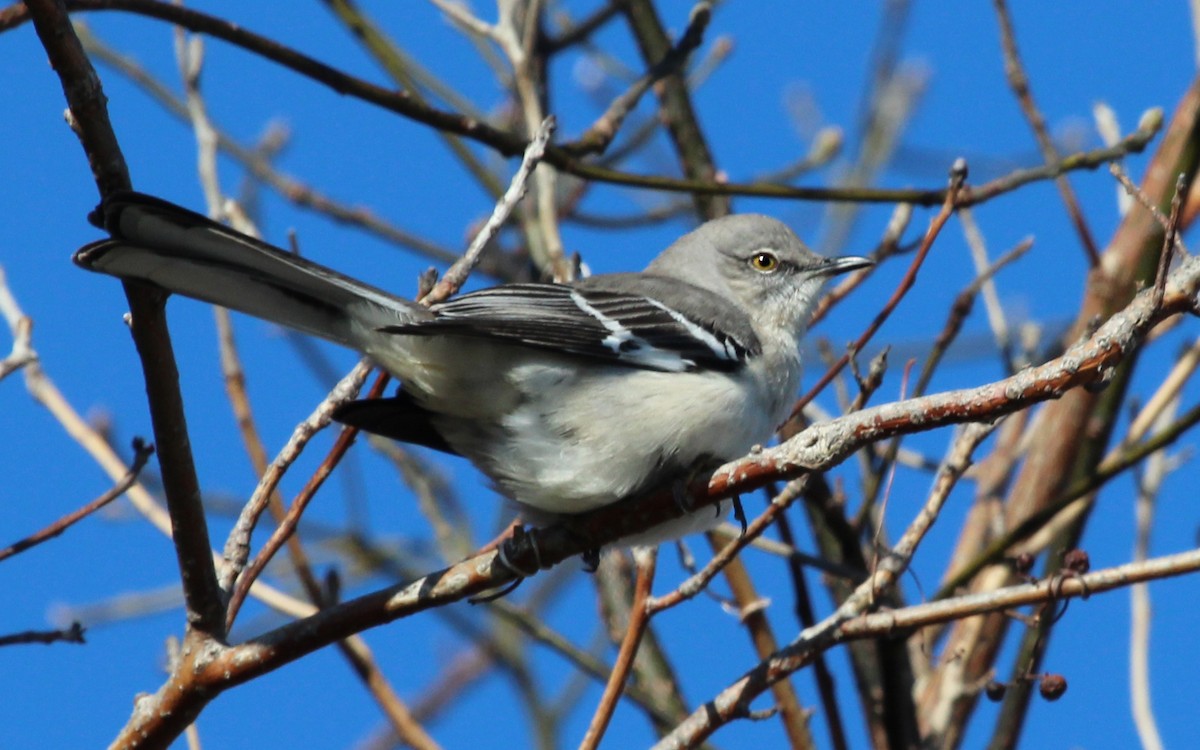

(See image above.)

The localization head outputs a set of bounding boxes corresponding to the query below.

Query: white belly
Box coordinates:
[369,334,801,518]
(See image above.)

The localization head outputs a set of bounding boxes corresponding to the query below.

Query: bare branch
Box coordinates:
[0,439,154,563]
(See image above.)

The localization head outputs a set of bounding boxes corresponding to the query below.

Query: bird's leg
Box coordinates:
[670,454,723,517]
[555,521,601,572]
[730,494,747,535]
[579,547,601,572]
[469,525,542,603]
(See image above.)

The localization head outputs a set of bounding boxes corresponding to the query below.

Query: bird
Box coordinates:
[75,192,871,548]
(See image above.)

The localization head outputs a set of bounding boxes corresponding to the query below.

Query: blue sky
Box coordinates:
[2,2,1199,748]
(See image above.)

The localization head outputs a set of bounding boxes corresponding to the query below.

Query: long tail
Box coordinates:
[74,192,423,348]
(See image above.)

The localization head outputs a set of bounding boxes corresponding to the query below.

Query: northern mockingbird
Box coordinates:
[75,192,871,545]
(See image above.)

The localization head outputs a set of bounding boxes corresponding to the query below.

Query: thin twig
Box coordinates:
[791,160,967,418]
[426,116,556,302]
[563,2,711,157]
[1153,174,1186,308]
[647,478,809,614]
[959,209,1022,373]
[578,547,657,750]
[1,1,1161,206]
[1109,161,1193,258]
[0,265,36,382]
[1129,401,1174,750]
[224,370,387,627]
[0,623,86,647]
[993,0,1100,265]
[219,362,373,592]
[919,237,1033,394]
[653,422,996,748]
[0,439,154,562]
[808,203,913,327]
[426,0,495,38]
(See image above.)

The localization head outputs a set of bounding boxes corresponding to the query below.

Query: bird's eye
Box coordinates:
[749,251,779,273]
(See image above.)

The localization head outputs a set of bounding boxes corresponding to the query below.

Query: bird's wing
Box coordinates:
[381,274,760,372]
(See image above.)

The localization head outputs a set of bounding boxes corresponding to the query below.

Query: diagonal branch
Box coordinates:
[24,0,226,638]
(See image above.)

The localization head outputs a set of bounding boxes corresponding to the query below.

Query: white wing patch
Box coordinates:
[569,289,691,372]
[644,297,743,363]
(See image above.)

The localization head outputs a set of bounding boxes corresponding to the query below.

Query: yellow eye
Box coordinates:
[749,251,779,272]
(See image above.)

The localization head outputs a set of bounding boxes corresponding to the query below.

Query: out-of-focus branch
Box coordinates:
[925,72,1200,749]
[654,422,996,748]
[618,0,727,219]
[1129,401,1175,750]
[542,2,620,54]
[935,398,1200,601]
[0,266,35,382]
[578,547,657,750]
[321,0,504,199]
[563,2,710,158]
[0,438,154,562]
[993,0,1100,265]
[74,21,464,267]
[791,160,966,419]
[0,622,86,647]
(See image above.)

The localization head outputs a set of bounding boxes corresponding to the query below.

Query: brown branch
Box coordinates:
[218,362,373,592]
[993,0,1100,265]
[0,439,154,562]
[789,160,967,419]
[1,1,1162,206]
[563,2,710,157]
[617,0,728,218]
[652,421,997,748]
[24,0,226,638]
[224,372,389,628]
[579,547,657,750]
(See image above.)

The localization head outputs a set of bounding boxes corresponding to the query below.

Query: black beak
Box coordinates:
[817,255,874,277]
